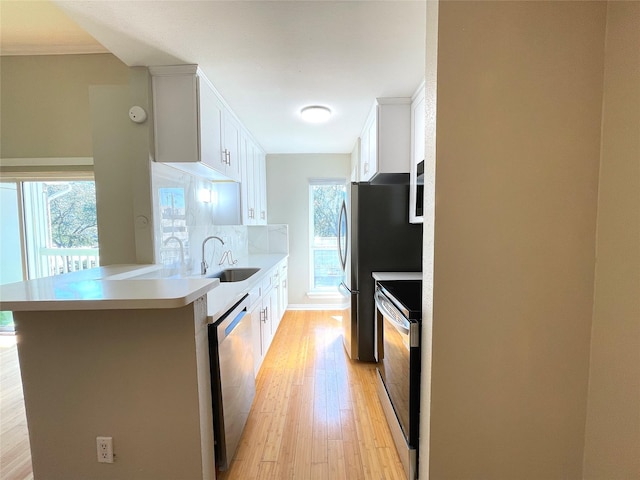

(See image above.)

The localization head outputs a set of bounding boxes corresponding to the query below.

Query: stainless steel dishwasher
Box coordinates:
[208,293,255,471]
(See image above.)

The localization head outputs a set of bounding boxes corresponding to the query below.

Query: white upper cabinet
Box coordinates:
[150,65,244,182]
[222,111,241,181]
[240,133,256,224]
[358,98,411,182]
[198,73,225,174]
[240,131,267,225]
[256,150,267,224]
[350,138,360,182]
[410,82,426,224]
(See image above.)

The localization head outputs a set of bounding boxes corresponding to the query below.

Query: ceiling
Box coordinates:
[1,0,426,154]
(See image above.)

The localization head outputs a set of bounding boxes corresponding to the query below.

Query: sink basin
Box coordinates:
[205,267,260,282]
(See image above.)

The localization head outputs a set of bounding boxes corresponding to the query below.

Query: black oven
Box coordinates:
[375,279,422,480]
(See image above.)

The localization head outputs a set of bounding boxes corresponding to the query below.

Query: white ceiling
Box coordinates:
[2,0,426,154]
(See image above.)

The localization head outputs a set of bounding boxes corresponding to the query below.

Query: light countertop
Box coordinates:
[0,254,287,315]
[198,253,287,321]
[372,271,422,281]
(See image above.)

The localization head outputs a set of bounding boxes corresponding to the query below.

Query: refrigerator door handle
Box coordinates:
[339,281,358,296]
[337,200,348,272]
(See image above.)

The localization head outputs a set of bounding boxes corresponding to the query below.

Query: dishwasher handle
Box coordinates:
[214,294,250,343]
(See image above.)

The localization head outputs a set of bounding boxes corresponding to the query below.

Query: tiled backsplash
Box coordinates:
[151,163,287,276]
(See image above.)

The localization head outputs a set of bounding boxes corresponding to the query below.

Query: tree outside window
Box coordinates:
[46,182,99,249]
[309,181,346,291]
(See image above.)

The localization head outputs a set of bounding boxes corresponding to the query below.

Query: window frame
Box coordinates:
[1,173,96,278]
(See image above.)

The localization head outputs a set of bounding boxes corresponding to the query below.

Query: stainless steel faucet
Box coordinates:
[201,236,224,275]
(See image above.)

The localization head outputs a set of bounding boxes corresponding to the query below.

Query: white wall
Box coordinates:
[266,154,350,307]
[0,54,129,158]
[90,67,154,265]
[425,2,607,478]
[583,2,640,478]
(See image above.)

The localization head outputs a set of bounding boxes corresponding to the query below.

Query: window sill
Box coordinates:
[306,290,341,299]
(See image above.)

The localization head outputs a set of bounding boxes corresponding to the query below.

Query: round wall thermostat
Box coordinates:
[128,106,147,123]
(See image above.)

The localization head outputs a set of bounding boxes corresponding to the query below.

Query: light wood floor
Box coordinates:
[0,311,404,480]
[0,334,33,480]
[219,310,405,480]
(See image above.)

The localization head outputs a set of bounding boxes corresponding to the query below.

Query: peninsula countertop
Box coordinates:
[0,254,288,315]
[0,264,219,311]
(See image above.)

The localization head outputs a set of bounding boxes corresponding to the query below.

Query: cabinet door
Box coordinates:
[271,269,281,330]
[249,299,263,377]
[240,134,250,224]
[223,111,241,181]
[256,149,268,224]
[240,133,258,225]
[260,291,274,356]
[198,77,225,174]
[247,142,260,225]
[265,286,279,338]
[152,73,200,164]
[350,138,360,182]
[360,125,370,181]
[412,92,426,166]
[278,262,288,321]
[360,109,377,182]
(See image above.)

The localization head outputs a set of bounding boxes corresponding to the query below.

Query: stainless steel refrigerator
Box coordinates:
[338,174,423,362]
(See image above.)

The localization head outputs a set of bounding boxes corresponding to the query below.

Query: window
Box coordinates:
[0,177,99,332]
[309,180,346,293]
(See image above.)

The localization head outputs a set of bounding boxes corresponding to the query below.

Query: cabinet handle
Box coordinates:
[260,211,265,219]
[222,149,231,165]
[261,307,268,322]
[249,207,254,219]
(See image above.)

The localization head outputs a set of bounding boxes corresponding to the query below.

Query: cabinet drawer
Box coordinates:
[248,284,262,308]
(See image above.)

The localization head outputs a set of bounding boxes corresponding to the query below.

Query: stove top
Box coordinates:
[377,280,422,320]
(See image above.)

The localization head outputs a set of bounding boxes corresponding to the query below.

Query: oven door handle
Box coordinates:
[374,290,410,336]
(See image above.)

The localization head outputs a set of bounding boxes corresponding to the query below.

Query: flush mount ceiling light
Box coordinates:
[300,105,332,123]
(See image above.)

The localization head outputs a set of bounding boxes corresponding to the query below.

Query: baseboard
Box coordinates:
[286,304,349,311]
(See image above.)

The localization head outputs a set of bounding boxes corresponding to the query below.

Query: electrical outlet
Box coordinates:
[96,436,114,463]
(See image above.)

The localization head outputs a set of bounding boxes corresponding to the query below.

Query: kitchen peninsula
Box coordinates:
[0,254,287,480]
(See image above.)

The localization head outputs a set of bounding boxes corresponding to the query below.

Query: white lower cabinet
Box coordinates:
[263,284,278,352]
[278,261,288,322]
[249,260,289,376]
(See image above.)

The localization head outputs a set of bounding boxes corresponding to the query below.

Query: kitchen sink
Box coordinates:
[206,267,260,282]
